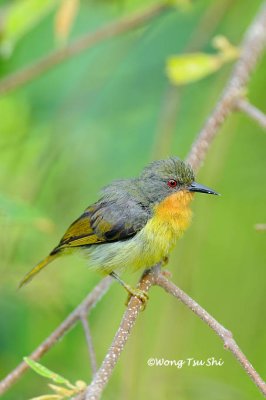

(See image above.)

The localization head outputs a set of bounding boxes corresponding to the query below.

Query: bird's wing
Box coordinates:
[53,200,149,251]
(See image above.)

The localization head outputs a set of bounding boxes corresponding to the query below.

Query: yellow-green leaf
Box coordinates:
[75,380,87,390]
[24,358,75,389]
[54,0,80,43]
[166,53,221,85]
[1,0,58,57]
[166,36,238,86]
[28,395,61,400]
[48,384,74,396]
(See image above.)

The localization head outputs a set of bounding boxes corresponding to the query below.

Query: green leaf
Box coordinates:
[27,395,61,400]
[74,380,87,390]
[1,0,58,57]
[166,53,221,85]
[48,384,74,396]
[54,0,80,43]
[166,36,238,86]
[24,358,75,389]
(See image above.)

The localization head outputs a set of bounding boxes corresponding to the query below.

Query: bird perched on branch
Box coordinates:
[19,157,218,303]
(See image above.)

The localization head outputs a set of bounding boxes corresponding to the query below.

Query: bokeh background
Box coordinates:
[0,0,266,399]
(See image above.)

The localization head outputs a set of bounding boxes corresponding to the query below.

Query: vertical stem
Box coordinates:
[80,315,98,377]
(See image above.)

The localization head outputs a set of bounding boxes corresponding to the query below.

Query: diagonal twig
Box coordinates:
[84,265,160,400]
[236,98,266,129]
[82,269,266,400]
[155,274,266,397]
[0,3,168,95]
[255,223,266,231]
[0,277,112,396]
[186,1,266,172]
[80,314,98,377]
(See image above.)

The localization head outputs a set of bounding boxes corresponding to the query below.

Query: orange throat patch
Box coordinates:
[154,190,194,234]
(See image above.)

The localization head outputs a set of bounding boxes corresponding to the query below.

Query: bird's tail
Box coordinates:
[19,252,60,289]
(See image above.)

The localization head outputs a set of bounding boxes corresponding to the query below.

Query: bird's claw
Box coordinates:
[125,287,149,310]
[162,256,169,266]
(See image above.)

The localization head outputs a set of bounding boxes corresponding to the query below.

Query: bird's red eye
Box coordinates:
[167,179,177,188]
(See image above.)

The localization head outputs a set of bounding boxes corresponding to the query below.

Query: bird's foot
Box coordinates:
[125,285,149,310]
[162,256,169,266]
[109,272,149,310]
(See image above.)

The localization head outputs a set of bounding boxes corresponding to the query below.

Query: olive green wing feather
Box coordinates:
[53,199,149,252]
[54,206,102,248]
[19,181,150,288]
[19,204,111,288]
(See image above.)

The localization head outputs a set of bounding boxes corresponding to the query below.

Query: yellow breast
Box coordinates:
[142,190,194,261]
[85,190,194,274]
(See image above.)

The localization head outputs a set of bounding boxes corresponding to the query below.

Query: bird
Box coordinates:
[19,157,218,303]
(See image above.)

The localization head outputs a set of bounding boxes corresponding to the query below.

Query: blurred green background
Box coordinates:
[0,0,266,399]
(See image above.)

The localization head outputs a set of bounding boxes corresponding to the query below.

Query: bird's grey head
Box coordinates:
[101,157,218,209]
[137,157,195,205]
[137,157,218,207]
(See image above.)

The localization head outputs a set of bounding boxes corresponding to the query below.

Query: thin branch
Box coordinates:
[0,3,168,95]
[151,0,232,160]
[255,223,266,231]
[84,265,161,400]
[0,277,112,396]
[236,98,266,129]
[82,270,266,400]
[186,1,266,172]
[80,314,98,377]
[155,274,266,397]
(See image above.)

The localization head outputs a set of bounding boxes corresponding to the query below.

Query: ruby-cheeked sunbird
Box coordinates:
[19,157,218,302]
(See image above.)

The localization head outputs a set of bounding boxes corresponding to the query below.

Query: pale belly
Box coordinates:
[81,212,190,274]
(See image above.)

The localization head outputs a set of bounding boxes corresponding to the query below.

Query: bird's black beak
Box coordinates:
[188,182,219,195]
